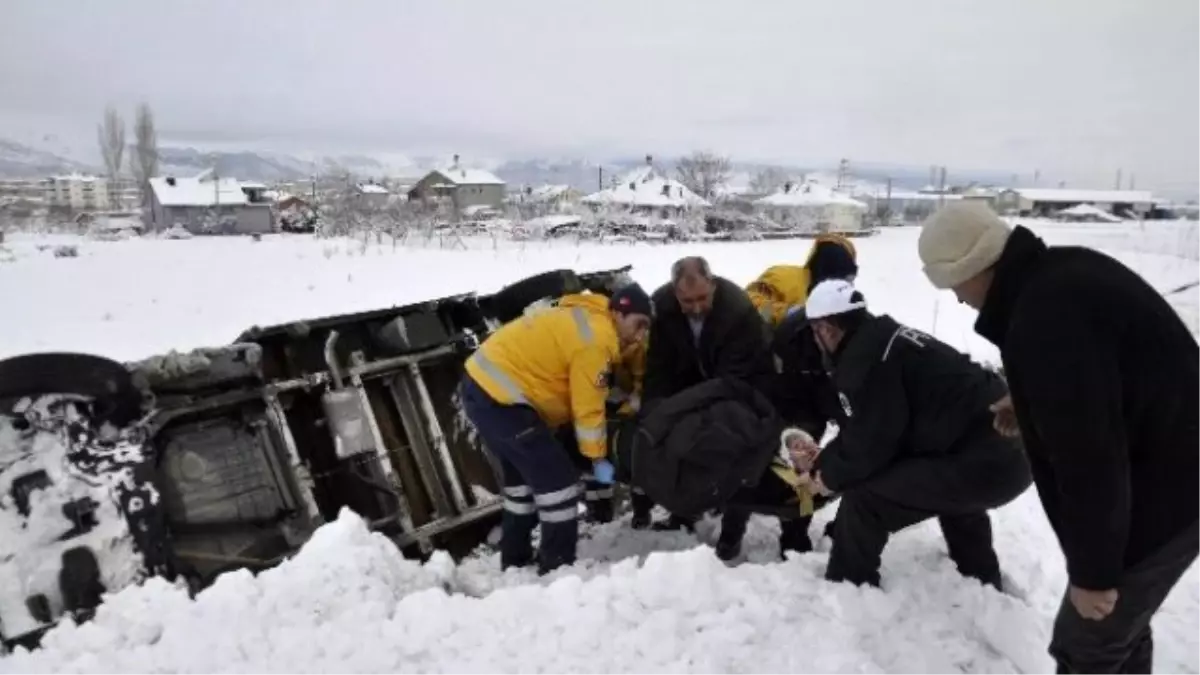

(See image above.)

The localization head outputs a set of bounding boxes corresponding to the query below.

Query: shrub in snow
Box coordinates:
[52,245,79,258]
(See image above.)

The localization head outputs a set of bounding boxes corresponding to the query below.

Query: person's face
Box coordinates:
[613,312,651,347]
[674,277,715,318]
[951,269,994,311]
[811,319,844,356]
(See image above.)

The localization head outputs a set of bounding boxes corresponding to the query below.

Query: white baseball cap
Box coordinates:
[806,279,867,320]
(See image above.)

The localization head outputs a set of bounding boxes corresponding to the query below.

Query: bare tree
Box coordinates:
[97,106,126,209]
[675,151,732,200]
[749,166,790,195]
[132,103,159,207]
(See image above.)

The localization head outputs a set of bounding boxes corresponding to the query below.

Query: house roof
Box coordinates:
[581,166,710,208]
[356,183,389,194]
[757,181,866,209]
[1010,188,1155,204]
[526,184,575,201]
[430,166,505,186]
[149,174,250,207]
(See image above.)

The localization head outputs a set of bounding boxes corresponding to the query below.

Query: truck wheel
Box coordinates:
[489,270,583,324]
[0,353,143,426]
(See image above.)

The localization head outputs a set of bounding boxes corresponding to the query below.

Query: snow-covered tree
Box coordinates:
[750,166,790,195]
[97,106,126,209]
[675,151,732,201]
[132,104,159,207]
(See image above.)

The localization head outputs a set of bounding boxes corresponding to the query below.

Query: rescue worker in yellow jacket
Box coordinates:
[460,285,654,574]
[745,234,859,328]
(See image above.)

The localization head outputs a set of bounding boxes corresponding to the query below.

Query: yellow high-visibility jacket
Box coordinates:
[745,234,859,328]
[465,293,619,459]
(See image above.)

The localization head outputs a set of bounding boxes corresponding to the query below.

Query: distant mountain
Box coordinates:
[0,135,1022,193]
[0,137,427,182]
[0,138,95,177]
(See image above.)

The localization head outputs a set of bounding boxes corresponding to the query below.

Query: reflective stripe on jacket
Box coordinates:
[465,293,619,459]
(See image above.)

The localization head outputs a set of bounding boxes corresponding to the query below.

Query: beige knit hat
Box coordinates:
[918,202,1013,289]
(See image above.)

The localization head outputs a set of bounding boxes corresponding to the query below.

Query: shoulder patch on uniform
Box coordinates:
[594,363,612,389]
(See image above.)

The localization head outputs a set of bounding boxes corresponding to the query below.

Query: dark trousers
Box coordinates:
[1050,522,1198,674]
[721,469,836,554]
[826,430,1032,588]
[460,376,580,574]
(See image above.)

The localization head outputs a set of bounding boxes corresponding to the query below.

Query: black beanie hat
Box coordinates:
[807,240,859,291]
[609,283,654,317]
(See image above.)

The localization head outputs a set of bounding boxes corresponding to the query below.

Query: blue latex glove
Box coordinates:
[591,459,615,485]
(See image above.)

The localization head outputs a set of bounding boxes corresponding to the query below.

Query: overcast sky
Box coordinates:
[2,0,1197,193]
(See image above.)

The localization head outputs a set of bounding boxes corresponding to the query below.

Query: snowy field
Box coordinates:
[0,219,1197,673]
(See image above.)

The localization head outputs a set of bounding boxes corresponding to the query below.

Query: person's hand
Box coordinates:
[1069,585,1119,620]
[989,395,1021,438]
[591,459,616,485]
[810,472,833,497]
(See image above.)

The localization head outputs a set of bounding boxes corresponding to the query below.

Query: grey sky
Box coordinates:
[2,0,1197,193]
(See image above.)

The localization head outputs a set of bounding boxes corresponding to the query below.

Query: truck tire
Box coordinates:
[489,269,583,324]
[0,353,143,426]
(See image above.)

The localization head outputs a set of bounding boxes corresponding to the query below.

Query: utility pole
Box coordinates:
[884,177,893,225]
[598,166,603,191]
[1115,169,1123,190]
[937,166,947,209]
[1129,173,1136,190]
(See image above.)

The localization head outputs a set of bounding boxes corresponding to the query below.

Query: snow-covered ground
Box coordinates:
[0,219,1196,673]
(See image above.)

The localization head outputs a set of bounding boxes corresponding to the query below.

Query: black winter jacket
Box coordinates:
[613,377,783,517]
[975,225,1200,591]
[814,314,1010,492]
[642,276,774,404]
[768,307,845,439]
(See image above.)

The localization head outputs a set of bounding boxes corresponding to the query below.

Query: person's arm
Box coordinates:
[1011,304,1129,592]
[569,345,615,459]
[714,307,773,386]
[641,317,672,404]
[814,358,908,491]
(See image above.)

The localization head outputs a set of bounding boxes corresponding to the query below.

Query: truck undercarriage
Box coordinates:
[0,265,634,651]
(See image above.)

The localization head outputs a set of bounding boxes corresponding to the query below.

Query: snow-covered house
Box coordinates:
[355,183,390,209]
[147,170,274,235]
[406,156,506,211]
[512,184,582,213]
[995,188,1155,218]
[580,162,710,217]
[851,189,963,224]
[756,180,868,233]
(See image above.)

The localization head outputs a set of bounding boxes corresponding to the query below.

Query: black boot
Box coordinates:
[715,511,749,562]
[630,491,653,530]
[779,517,813,557]
[584,498,614,524]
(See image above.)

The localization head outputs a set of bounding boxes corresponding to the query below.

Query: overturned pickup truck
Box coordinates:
[0,265,634,651]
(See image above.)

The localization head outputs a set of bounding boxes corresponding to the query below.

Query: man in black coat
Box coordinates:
[802,279,1032,589]
[642,256,775,402]
[632,256,776,530]
[919,202,1199,674]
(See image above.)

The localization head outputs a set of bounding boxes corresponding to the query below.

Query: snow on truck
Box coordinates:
[0,265,635,651]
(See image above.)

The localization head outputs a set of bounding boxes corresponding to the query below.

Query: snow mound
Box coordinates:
[3,507,1055,673]
[1,509,455,673]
